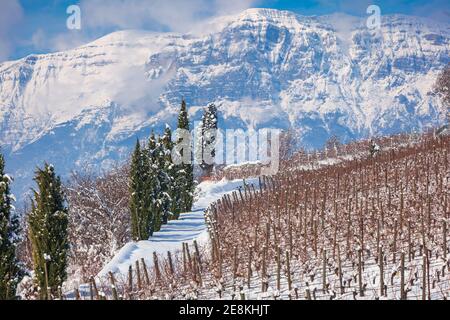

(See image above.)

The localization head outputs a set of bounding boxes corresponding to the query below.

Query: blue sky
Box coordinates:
[0,0,448,62]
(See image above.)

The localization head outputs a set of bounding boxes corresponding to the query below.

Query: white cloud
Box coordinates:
[316,0,375,15]
[0,0,24,61]
[326,13,360,55]
[28,29,91,54]
[30,29,47,51]
[48,33,92,52]
[214,0,262,16]
[13,0,259,62]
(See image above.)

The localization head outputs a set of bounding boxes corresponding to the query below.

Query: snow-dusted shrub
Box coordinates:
[65,165,131,283]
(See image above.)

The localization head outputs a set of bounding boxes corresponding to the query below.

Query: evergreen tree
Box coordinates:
[178,99,190,131]
[155,134,172,225]
[28,164,68,300]
[129,139,152,241]
[145,132,163,233]
[129,100,196,238]
[200,103,218,176]
[161,125,181,220]
[176,99,195,212]
[0,152,23,300]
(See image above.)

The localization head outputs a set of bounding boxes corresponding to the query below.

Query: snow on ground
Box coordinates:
[97,177,259,279]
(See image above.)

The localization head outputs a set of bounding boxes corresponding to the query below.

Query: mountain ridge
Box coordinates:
[0,8,448,198]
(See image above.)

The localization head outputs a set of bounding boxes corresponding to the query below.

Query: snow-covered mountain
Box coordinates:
[0,8,449,198]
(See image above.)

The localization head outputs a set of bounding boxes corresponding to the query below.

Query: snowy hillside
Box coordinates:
[98,178,257,278]
[66,134,450,301]
[0,8,449,197]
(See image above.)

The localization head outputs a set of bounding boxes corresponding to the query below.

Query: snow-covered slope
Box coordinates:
[97,178,257,279]
[0,9,449,197]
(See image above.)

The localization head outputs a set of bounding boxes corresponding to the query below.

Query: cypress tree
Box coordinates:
[200,103,218,176]
[161,125,180,220]
[156,134,172,225]
[178,99,190,131]
[130,139,151,241]
[0,152,23,300]
[28,163,68,300]
[145,132,163,233]
[176,99,195,213]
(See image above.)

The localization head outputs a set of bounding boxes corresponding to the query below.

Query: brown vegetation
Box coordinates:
[66,133,450,300]
[65,165,131,283]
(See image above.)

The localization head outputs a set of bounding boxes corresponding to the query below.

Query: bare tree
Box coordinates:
[279,129,296,162]
[65,165,131,283]
[15,203,33,271]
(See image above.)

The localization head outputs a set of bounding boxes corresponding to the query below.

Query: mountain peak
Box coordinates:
[0,9,448,199]
[238,7,297,18]
[232,7,306,26]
